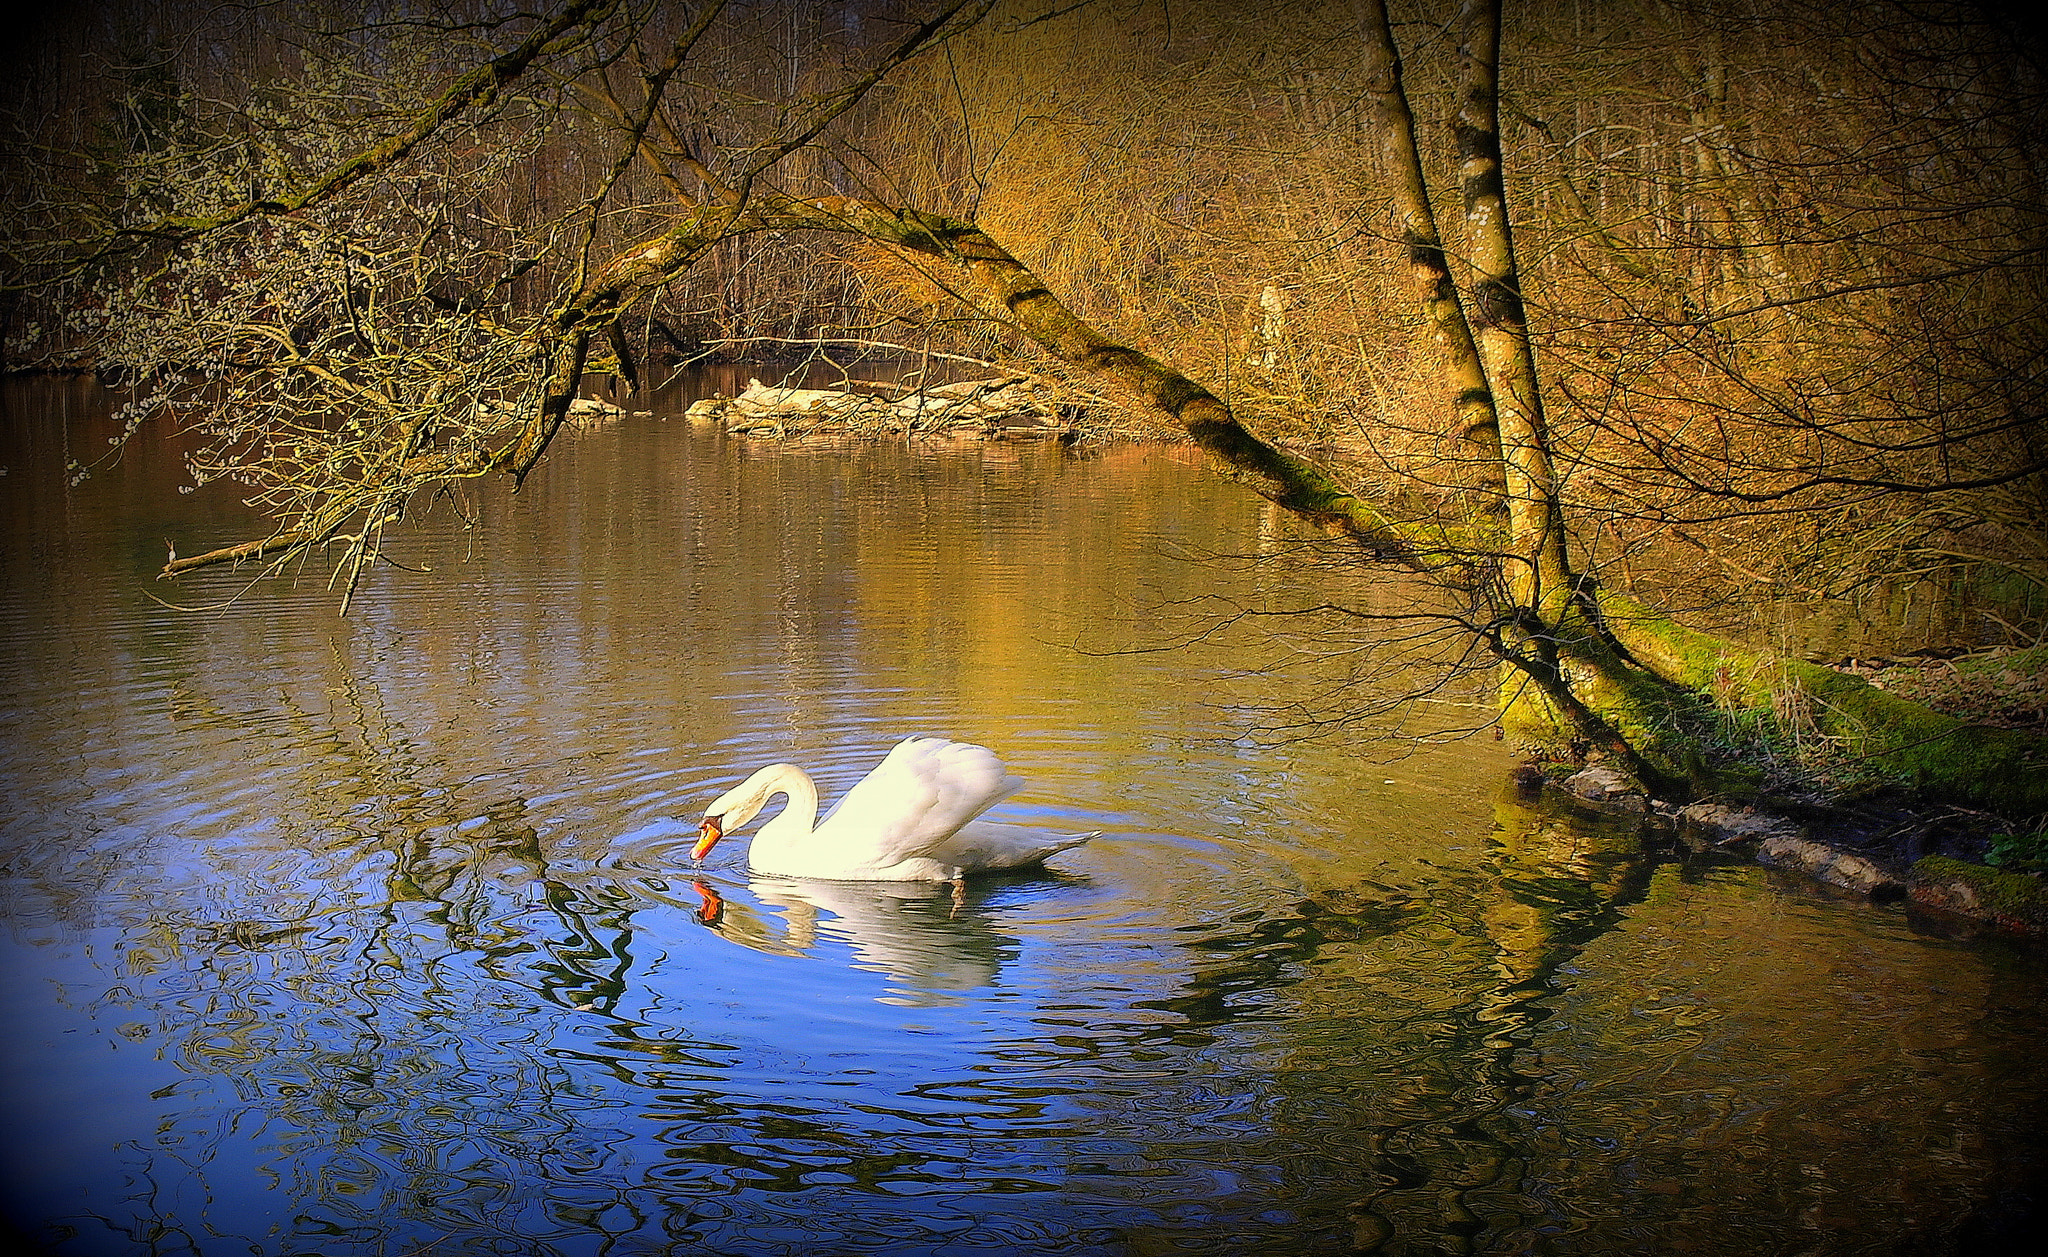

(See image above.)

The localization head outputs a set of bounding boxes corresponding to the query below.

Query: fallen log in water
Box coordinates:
[683,377,1079,439]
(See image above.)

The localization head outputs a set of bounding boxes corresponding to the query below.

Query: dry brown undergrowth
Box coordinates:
[1850,647,2048,732]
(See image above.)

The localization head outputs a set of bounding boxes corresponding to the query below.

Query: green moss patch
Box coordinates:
[1910,855,2048,936]
[1601,595,2048,816]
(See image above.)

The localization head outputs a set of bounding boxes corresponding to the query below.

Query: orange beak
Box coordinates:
[691,816,723,861]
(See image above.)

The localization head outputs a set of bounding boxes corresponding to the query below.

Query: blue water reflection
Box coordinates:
[3,376,2044,1256]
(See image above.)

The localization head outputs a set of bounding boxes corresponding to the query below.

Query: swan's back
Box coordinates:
[820,736,1023,864]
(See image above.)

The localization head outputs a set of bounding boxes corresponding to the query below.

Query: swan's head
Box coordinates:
[692,815,724,861]
[694,764,803,861]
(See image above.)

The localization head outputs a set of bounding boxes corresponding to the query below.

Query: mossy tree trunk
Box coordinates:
[1357,0,1693,791]
[1356,0,1500,490]
[789,186,2047,810]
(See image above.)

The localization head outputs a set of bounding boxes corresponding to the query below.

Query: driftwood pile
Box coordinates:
[684,377,1076,439]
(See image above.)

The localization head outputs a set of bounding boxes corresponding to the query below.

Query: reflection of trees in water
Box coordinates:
[18,642,2043,1254]
[79,832,625,1253]
[1082,789,1661,1253]
[47,664,1080,1252]
[96,840,629,1249]
[1341,796,1658,1253]
[1132,787,2046,1256]
[30,654,655,1253]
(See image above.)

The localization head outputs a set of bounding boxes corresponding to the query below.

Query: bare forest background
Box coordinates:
[3,0,2044,812]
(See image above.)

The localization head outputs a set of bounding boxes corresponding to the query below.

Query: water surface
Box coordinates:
[1,376,2042,1256]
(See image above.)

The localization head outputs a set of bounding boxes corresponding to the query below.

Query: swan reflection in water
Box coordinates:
[679,873,1048,1005]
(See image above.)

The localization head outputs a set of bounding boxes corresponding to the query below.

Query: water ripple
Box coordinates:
[4,385,2045,1256]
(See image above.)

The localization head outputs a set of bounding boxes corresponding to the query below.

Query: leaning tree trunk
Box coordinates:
[153,177,2045,813]
[134,65,2042,815]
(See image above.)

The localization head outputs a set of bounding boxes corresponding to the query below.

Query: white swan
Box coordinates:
[693,736,1095,882]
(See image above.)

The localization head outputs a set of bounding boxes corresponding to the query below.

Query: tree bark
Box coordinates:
[1454,0,1573,624]
[1357,0,1501,487]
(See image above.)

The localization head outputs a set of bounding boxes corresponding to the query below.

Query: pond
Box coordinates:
[1,374,2043,1256]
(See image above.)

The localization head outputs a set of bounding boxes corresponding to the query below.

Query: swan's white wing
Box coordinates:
[819,737,1023,867]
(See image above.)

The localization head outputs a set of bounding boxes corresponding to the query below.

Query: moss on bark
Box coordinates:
[1601,594,2048,816]
[1911,855,2048,934]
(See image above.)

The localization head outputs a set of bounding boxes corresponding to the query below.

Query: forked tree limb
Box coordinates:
[162,531,313,576]
[161,448,496,577]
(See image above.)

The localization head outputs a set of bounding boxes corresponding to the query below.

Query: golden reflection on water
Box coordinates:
[2,377,2044,1256]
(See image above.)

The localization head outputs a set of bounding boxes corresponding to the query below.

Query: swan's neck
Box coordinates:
[746,763,820,843]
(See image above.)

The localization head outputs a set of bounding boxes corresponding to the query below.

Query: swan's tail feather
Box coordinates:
[1018,830,1102,869]
[1044,831,1102,857]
